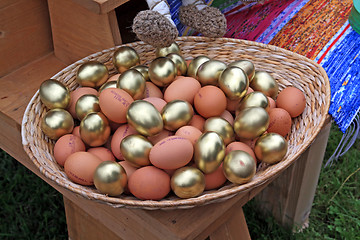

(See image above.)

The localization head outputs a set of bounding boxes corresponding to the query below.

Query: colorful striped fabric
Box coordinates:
[168,0,360,133]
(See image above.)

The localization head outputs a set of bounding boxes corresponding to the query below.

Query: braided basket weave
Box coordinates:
[21,37,330,210]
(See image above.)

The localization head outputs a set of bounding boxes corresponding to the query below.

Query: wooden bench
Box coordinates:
[0,0,331,238]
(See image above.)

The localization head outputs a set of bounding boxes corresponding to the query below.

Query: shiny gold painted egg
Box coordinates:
[113,46,140,73]
[39,79,70,109]
[76,61,109,88]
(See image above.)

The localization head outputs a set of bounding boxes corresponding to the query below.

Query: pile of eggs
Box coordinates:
[39,42,306,200]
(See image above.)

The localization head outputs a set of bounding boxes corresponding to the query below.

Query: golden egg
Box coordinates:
[94,161,127,196]
[116,69,146,100]
[120,134,153,167]
[236,91,269,114]
[41,109,74,140]
[166,53,187,76]
[99,81,117,93]
[113,46,140,73]
[218,66,249,100]
[148,57,177,87]
[155,42,181,57]
[204,117,235,145]
[76,61,109,88]
[197,60,227,86]
[131,65,149,81]
[171,166,205,198]
[187,55,211,78]
[250,71,279,99]
[80,112,111,147]
[234,107,269,140]
[223,150,256,184]
[194,132,225,174]
[39,79,70,109]
[228,60,255,82]
[254,133,288,164]
[75,94,100,120]
[126,100,163,136]
[162,100,194,131]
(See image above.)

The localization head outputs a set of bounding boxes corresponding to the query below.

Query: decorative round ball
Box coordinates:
[80,112,111,147]
[219,66,249,100]
[39,79,70,109]
[194,132,225,174]
[234,107,269,140]
[236,91,269,114]
[99,81,117,93]
[228,60,255,82]
[187,55,211,78]
[197,60,227,86]
[223,150,256,184]
[155,42,181,57]
[131,65,149,81]
[171,166,205,199]
[76,61,109,88]
[113,46,140,73]
[126,100,163,136]
[116,69,146,100]
[75,94,100,120]
[250,71,279,99]
[94,161,127,196]
[148,57,177,87]
[204,117,235,145]
[162,100,194,131]
[120,134,153,167]
[166,53,187,76]
[41,109,74,140]
[254,133,288,164]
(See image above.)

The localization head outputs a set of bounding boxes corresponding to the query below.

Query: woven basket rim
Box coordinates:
[21,36,331,209]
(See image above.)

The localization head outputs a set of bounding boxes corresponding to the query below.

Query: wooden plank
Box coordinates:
[48,0,120,64]
[108,9,123,45]
[0,0,53,77]
[255,119,332,230]
[72,0,130,14]
[64,197,122,240]
[209,207,251,240]
[0,53,66,123]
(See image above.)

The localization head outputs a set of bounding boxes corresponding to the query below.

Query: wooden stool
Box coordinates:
[0,0,331,238]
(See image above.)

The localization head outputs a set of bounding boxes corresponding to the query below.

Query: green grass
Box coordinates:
[0,124,359,239]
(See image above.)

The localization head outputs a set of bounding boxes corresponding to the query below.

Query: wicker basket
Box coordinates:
[21,37,330,210]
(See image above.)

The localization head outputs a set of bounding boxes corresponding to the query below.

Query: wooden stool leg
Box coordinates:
[255,120,332,230]
[209,207,251,240]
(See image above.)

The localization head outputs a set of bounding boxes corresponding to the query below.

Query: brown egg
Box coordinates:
[54,134,86,166]
[119,161,137,178]
[267,96,276,110]
[267,108,292,137]
[276,87,306,117]
[164,76,201,104]
[143,81,164,99]
[72,126,81,138]
[226,87,254,113]
[67,87,98,118]
[194,86,227,118]
[226,141,257,163]
[107,74,120,82]
[220,110,234,125]
[99,88,134,123]
[204,163,227,190]
[111,124,138,160]
[148,129,174,145]
[175,125,202,145]
[108,120,122,133]
[87,147,116,162]
[149,136,194,170]
[128,166,170,200]
[143,97,167,112]
[188,115,205,132]
[64,151,102,185]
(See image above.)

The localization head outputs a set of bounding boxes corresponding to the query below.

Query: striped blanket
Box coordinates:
[168,0,360,137]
